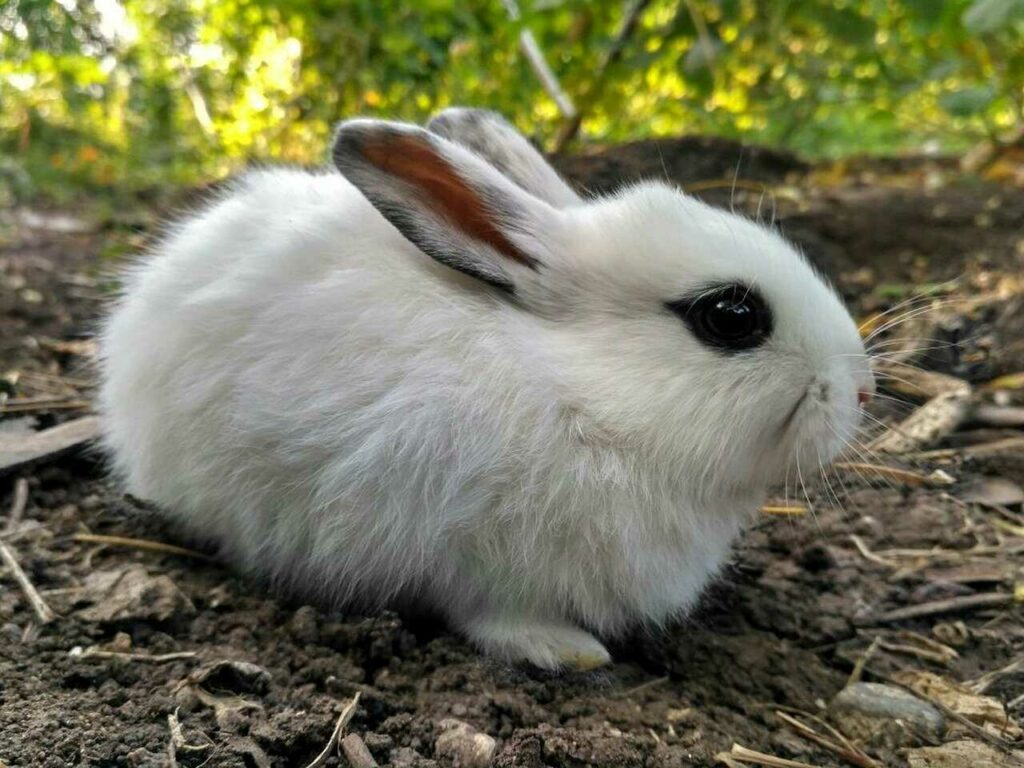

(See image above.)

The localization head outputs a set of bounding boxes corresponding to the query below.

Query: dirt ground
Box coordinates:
[1,139,1023,767]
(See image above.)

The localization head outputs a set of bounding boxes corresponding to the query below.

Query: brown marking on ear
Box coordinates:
[359,133,537,269]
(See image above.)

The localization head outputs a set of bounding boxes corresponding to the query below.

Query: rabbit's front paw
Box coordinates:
[462,612,611,672]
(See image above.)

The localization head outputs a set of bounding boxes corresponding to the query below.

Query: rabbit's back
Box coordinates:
[100,169,546,603]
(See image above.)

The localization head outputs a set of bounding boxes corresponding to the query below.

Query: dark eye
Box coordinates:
[666,284,773,352]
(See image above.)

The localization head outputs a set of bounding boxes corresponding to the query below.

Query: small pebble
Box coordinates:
[390,746,438,768]
[435,718,497,768]
[830,682,945,748]
[79,494,102,510]
[289,605,320,643]
[173,686,201,713]
[362,732,394,758]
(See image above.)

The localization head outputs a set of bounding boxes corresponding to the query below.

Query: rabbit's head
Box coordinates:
[333,118,873,500]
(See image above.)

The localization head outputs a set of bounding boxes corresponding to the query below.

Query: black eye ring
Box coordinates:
[666,283,773,352]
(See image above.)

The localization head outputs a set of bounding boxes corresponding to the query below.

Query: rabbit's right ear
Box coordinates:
[427,108,582,208]
[333,119,560,295]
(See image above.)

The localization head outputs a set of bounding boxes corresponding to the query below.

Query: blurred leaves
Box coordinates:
[963,0,1024,33]
[1,0,1023,202]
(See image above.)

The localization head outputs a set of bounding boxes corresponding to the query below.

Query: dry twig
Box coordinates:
[0,537,56,624]
[4,478,29,533]
[0,398,90,415]
[893,631,959,663]
[71,533,213,561]
[856,592,1016,625]
[847,636,881,686]
[73,647,199,664]
[723,743,825,768]
[554,0,653,151]
[969,655,1024,694]
[774,711,880,768]
[304,692,362,768]
[915,436,1024,461]
[168,709,212,754]
[833,462,953,487]
[872,360,971,400]
[848,536,896,568]
[618,676,669,698]
[500,0,576,120]
[761,505,808,516]
[876,639,956,666]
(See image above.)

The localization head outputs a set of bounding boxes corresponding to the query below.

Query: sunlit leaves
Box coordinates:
[1,0,1022,201]
[963,0,1024,33]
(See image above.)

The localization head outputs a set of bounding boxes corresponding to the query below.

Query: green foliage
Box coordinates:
[1,0,1022,201]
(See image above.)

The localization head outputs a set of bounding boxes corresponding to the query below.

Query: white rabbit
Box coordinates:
[99,110,873,671]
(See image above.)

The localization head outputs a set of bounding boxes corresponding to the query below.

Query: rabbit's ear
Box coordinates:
[333,119,558,294]
[427,108,582,208]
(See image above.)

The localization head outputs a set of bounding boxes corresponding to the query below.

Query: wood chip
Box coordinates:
[341,733,379,768]
[894,669,1024,743]
[869,389,972,455]
[973,405,1024,428]
[906,739,1024,768]
[0,416,101,474]
[39,338,97,357]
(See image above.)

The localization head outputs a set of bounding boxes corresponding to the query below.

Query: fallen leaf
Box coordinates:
[76,565,195,623]
[958,476,1024,507]
[184,660,271,696]
[984,372,1024,391]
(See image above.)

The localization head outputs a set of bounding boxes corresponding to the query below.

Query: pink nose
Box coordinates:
[858,389,872,407]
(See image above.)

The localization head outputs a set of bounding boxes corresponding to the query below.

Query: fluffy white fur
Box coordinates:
[99,111,872,671]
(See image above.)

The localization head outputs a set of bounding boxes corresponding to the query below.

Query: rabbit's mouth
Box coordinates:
[774,378,854,472]
[776,378,823,441]
[780,386,812,433]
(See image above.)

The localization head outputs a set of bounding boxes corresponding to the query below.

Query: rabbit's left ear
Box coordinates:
[427,108,582,208]
[333,119,558,294]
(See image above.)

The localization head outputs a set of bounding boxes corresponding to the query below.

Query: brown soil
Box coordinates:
[1,140,1023,767]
